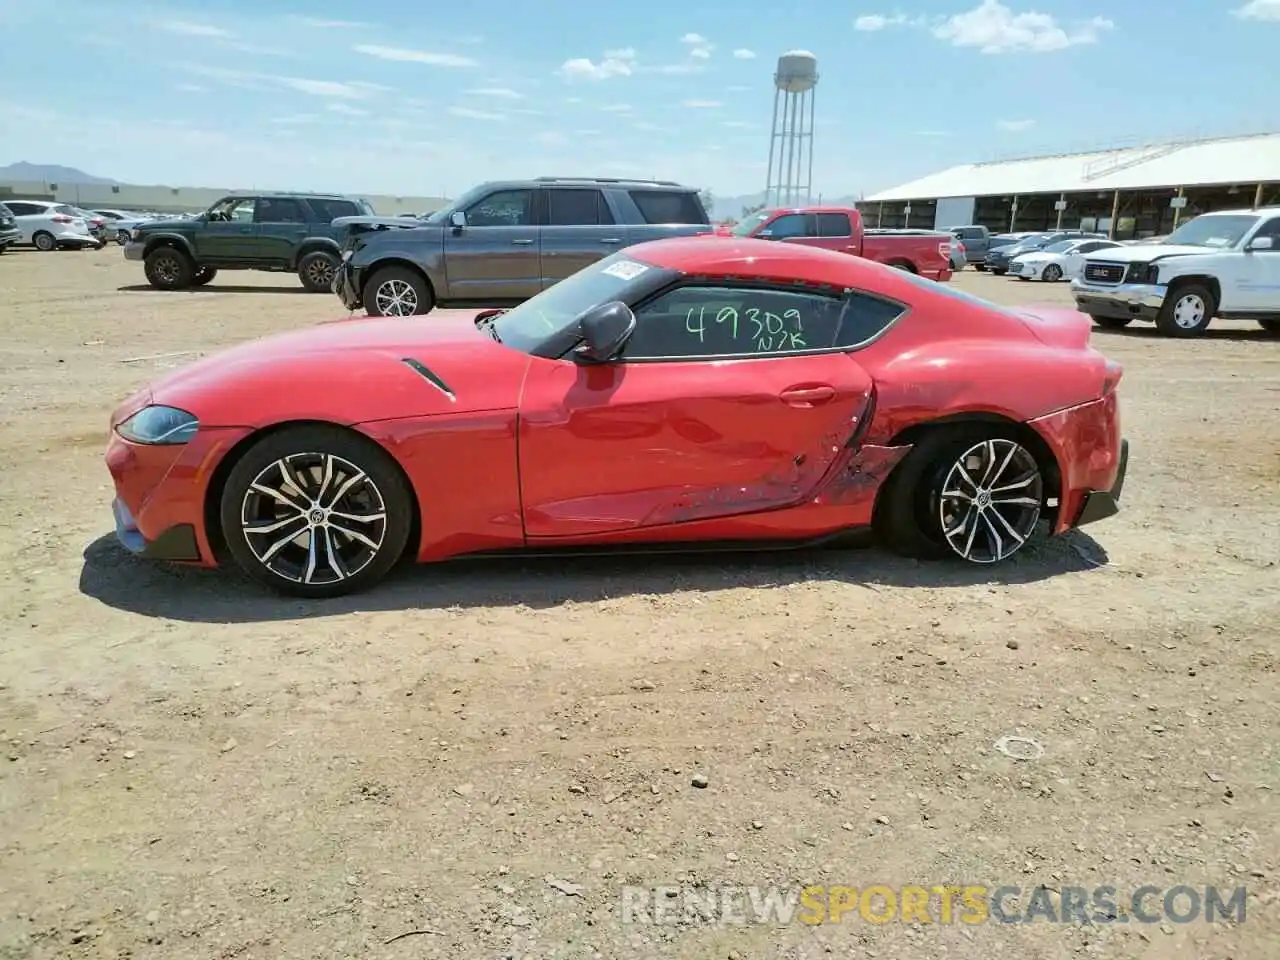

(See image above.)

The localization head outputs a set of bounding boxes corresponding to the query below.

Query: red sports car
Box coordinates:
[105,236,1129,598]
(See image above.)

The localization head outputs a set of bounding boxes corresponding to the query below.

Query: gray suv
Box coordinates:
[334,177,712,316]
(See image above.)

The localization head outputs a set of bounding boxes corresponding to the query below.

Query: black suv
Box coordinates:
[124,192,376,291]
[333,177,712,316]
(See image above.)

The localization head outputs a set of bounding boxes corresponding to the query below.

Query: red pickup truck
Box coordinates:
[720,206,953,281]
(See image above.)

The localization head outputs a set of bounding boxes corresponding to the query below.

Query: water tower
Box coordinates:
[764,51,818,208]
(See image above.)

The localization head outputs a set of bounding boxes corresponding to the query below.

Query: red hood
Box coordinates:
[122,313,531,428]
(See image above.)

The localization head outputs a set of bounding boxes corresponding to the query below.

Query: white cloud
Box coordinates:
[933,1,1114,53]
[996,118,1035,131]
[175,83,206,93]
[681,33,709,44]
[465,87,524,99]
[328,103,369,116]
[448,105,506,121]
[601,103,633,113]
[295,17,368,28]
[279,77,386,99]
[855,14,900,30]
[721,120,753,128]
[158,20,233,38]
[683,99,722,108]
[1234,0,1280,18]
[354,44,479,67]
[691,47,711,59]
[732,48,756,59]
[557,48,636,80]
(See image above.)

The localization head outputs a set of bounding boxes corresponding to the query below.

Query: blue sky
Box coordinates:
[2,0,1278,201]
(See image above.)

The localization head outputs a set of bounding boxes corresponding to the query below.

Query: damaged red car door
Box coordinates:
[516,351,874,538]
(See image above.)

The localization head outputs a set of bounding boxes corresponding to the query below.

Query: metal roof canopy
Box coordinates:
[866,132,1280,203]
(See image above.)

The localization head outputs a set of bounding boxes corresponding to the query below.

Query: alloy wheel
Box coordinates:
[374,279,418,316]
[1042,264,1062,282]
[239,452,388,585]
[306,258,335,288]
[937,438,1043,563]
[153,255,181,284]
[1172,293,1206,329]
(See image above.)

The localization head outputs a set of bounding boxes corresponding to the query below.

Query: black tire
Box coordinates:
[990,268,1006,276]
[1257,318,1280,335]
[887,261,915,273]
[116,230,130,246]
[974,264,987,272]
[33,231,56,252]
[298,250,340,293]
[1156,282,1215,337]
[362,265,433,317]
[144,246,194,290]
[218,425,414,598]
[1042,263,1063,282]
[1090,315,1133,330]
[191,266,217,287]
[874,428,1046,565]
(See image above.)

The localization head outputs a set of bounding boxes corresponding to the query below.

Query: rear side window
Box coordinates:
[628,190,709,225]
[6,202,37,215]
[816,213,852,237]
[309,198,360,220]
[0,203,12,216]
[254,198,309,223]
[548,188,614,226]
[54,204,79,216]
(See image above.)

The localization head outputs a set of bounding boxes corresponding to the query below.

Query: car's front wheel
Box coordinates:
[1156,283,1215,337]
[116,230,130,245]
[218,425,414,598]
[1041,263,1063,282]
[144,247,194,289]
[362,266,434,316]
[298,250,340,293]
[875,429,1046,564]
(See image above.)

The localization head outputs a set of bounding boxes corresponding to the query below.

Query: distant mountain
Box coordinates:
[709,191,863,222]
[0,162,118,184]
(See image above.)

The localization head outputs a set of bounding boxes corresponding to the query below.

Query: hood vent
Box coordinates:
[400,358,455,402]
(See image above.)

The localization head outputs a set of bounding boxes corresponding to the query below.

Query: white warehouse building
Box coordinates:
[861,131,1280,240]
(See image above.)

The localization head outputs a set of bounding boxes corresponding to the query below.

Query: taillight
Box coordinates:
[938,241,950,258]
[1102,359,1123,396]
[51,215,73,223]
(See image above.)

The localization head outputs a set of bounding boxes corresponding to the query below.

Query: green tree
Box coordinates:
[699,188,715,217]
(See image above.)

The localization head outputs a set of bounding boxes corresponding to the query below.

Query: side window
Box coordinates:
[6,202,36,215]
[309,198,360,221]
[761,213,812,239]
[210,198,254,222]
[547,188,606,226]
[628,190,709,225]
[622,285,852,360]
[1250,218,1280,247]
[254,198,308,223]
[465,189,534,227]
[816,213,852,237]
[1077,241,1107,254]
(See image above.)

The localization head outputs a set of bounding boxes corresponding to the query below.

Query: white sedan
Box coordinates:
[1010,238,1122,282]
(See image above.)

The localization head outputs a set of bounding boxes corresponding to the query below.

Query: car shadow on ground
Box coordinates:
[78,528,1110,624]
[1091,325,1276,342]
[116,285,310,295]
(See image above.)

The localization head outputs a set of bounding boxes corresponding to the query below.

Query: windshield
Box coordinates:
[731,212,771,237]
[1042,240,1074,253]
[358,199,376,215]
[491,252,677,353]
[1163,214,1259,248]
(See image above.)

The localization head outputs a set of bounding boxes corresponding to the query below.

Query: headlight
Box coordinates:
[116,404,199,444]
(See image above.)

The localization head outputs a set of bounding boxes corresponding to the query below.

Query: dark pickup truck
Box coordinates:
[334,177,713,316]
[124,192,376,292]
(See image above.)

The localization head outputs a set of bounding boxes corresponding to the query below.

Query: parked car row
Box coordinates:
[0,199,106,251]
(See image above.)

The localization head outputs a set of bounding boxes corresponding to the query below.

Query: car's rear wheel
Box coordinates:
[116,230,130,245]
[1156,283,1214,337]
[144,247,194,289]
[298,250,340,293]
[990,268,1006,276]
[875,429,1045,564]
[191,265,217,286]
[218,425,414,598]
[1089,315,1132,330]
[1041,263,1063,282]
[362,266,434,317]
[33,231,56,252]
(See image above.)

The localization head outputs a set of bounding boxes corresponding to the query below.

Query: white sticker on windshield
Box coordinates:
[601,259,649,280]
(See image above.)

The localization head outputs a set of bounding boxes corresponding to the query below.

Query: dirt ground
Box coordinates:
[0,245,1277,960]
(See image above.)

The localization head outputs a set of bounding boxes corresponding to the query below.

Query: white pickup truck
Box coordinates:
[1070,206,1280,337]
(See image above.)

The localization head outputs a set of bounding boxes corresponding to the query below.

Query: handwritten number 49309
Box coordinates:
[683,305,807,351]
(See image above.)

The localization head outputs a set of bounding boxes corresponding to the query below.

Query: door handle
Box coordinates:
[600,237,622,244]
[779,385,836,407]
[238,227,253,233]
[511,238,534,245]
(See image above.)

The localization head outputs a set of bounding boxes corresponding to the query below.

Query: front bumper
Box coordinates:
[1071,280,1166,321]
[335,258,363,310]
[1027,392,1125,535]
[123,241,146,261]
[112,496,202,561]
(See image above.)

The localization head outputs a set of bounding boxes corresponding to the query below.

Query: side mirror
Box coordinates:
[449,210,466,229]
[1247,235,1274,251]
[574,301,636,362]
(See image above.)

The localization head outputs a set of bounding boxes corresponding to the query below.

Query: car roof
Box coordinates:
[480,177,697,192]
[624,235,914,288]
